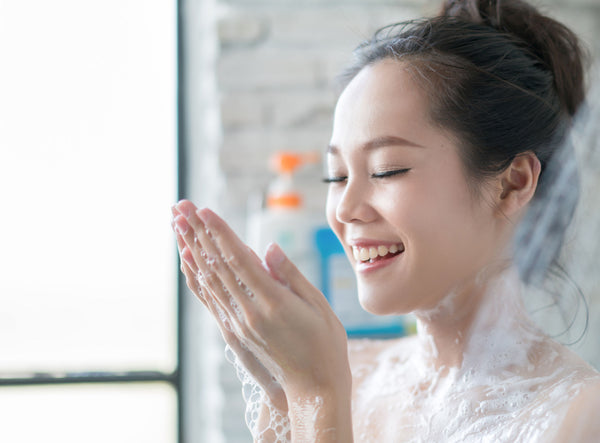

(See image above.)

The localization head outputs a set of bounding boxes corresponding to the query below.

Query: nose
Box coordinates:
[335,179,377,224]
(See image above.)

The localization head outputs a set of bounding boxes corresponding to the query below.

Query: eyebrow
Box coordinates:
[327,135,424,155]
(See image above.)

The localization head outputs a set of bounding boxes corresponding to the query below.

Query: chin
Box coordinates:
[357,284,412,316]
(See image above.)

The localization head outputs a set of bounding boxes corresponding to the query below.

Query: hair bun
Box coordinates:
[440,0,588,116]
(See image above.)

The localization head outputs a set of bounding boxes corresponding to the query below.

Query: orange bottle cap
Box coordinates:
[270,151,320,174]
[266,193,302,208]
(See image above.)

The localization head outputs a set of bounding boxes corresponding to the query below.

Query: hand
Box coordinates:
[172,203,287,410]
[171,200,351,403]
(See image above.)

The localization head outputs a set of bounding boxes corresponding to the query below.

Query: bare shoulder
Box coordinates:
[552,376,600,442]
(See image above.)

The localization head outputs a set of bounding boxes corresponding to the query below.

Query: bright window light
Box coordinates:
[0,0,177,373]
[0,383,177,443]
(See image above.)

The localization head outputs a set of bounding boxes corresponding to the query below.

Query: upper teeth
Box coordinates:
[352,244,404,262]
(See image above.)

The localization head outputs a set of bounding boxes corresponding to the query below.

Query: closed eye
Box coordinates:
[322,176,347,184]
[371,168,411,178]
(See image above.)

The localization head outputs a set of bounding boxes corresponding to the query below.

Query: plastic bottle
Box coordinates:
[246,151,325,288]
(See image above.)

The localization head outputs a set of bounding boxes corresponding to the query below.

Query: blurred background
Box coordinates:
[1,0,598,442]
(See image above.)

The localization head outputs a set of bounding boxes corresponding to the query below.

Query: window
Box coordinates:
[0,1,178,441]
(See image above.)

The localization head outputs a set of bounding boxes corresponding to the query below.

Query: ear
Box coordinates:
[497,152,541,217]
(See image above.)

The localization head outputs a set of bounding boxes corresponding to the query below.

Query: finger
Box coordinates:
[196,208,287,304]
[173,219,205,303]
[194,240,248,328]
[177,207,262,325]
[173,218,197,265]
[173,202,247,330]
[173,203,228,316]
[174,233,211,309]
[174,199,198,219]
[193,221,266,302]
[174,204,224,283]
[173,214,212,281]
[175,200,260,275]
[179,254,207,307]
[180,246,198,274]
[173,227,186,255]
[264,243,320,302]
[205,290,236,334]
[173,229,202,283]
[194,261,247,335]
[246,244,265,267]
[173,214,194,247]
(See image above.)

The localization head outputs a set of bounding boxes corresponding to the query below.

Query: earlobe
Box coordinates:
[497,152,541,217]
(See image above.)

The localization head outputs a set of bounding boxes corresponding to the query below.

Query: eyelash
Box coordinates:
[322,168,411,183]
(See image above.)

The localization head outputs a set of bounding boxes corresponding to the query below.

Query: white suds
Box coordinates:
[225,345,291,442]
[350,268,600,442]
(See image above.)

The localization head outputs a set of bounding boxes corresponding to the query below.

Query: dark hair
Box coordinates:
[340,0,587,188]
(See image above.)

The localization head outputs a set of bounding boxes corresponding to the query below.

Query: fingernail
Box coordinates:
[267,243,285,266]
[196,208,210,224]
[181,247,195,268]
[174,215,189,235]
[176,202,191,218]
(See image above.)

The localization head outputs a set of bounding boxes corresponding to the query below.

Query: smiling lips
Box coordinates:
[352,243,405,263]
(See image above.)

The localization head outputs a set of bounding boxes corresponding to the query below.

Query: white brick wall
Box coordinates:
[184,0,600,441]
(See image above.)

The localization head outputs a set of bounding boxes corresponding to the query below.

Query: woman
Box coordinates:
[172,0,600,441]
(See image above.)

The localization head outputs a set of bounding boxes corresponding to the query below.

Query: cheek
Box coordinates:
[409,183,494,276]
[379,181,432,234]
[385,175,476,262]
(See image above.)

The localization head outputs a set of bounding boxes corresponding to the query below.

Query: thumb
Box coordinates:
[264,243,317,299]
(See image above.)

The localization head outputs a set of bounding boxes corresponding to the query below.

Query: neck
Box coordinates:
[413,265,540,374]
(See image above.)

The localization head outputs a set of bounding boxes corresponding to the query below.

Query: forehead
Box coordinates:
[330,59,438,154]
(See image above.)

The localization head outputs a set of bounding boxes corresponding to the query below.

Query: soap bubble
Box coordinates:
[225,345,291,442]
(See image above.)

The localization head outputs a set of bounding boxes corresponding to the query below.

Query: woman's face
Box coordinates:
[326,59,508,315]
